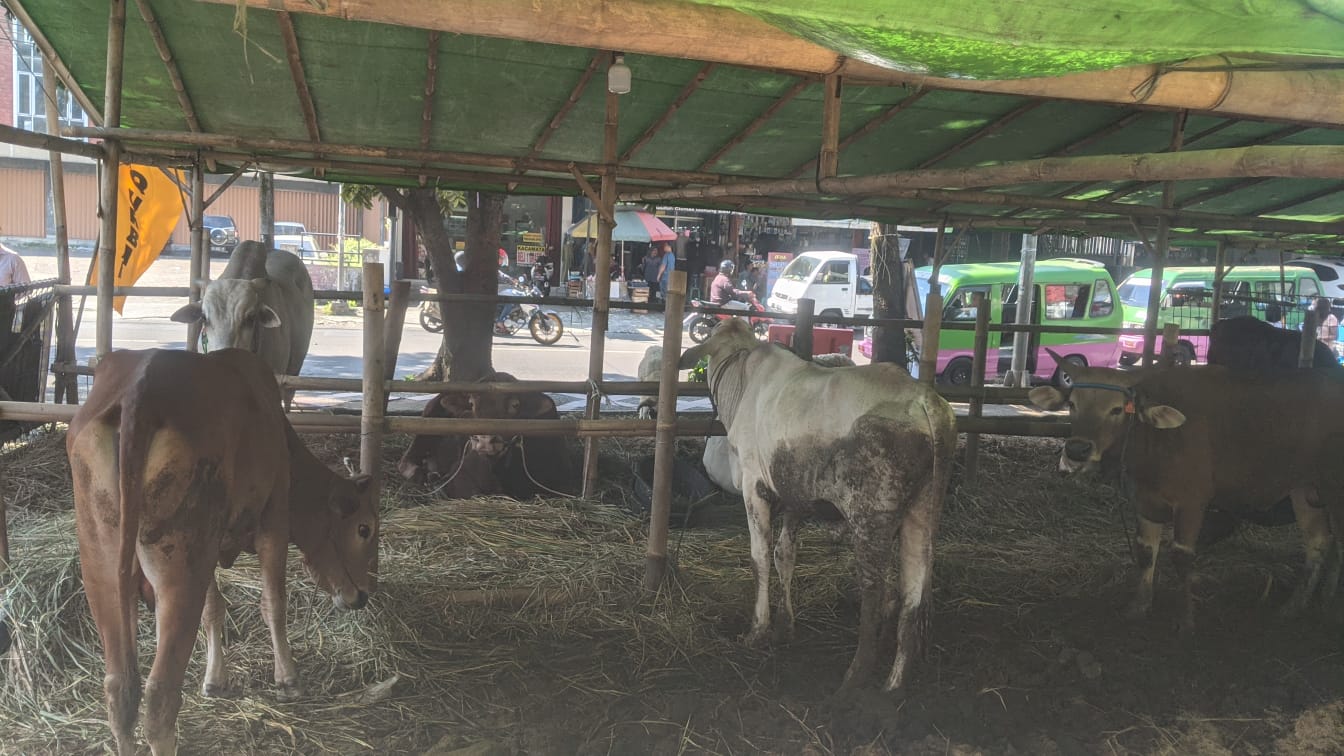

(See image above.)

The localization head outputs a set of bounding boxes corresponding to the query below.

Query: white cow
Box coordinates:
[703,352,857,496]
[636,345,661,420]
[172,241,315,406]
[679,318,956,692]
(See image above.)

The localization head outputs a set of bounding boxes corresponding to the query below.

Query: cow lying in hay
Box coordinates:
[67,349,379,756]
[679,318,956,691]
[398,373,578,499]
[171,241,315,407]
[1030,358,1344,633]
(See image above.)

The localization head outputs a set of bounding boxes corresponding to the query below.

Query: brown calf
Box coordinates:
[68,349,379,756]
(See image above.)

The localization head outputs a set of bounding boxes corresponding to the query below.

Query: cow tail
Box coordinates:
[115,396,149,605]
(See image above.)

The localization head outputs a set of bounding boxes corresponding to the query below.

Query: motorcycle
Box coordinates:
[684,293,772,344]
[496,276,566,345]
[418,278,565,346]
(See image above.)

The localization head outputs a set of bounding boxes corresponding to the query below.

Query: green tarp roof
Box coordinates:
[12,0,1344,246]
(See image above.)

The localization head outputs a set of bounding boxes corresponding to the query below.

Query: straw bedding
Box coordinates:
[0,428,1340,755]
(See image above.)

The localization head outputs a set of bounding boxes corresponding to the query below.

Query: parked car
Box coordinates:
[1287,256,1344,317]
[203,214,238,256]
[273,221,318,257]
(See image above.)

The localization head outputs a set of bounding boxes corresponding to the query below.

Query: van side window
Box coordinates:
[942,286,989,321]
[820,261,849,284]
[1044,283,1090,320]
[857,277,873,295]
[1090,279,1114,318]
[1300,277,1320,298]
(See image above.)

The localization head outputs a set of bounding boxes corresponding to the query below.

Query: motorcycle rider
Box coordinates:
[709,259,756,311]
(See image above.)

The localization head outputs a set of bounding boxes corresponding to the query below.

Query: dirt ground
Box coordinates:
[1,429,1342,755]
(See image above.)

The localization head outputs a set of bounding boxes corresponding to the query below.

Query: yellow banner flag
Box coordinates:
[91,164,185,313]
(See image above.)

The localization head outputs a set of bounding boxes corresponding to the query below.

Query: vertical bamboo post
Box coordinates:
[382,279,412,411]
[793,298,815,359]
[1159,323,1181,367]
[964,291,990,482]
[1211,240,1227,325]
[1300,310,1319,368]
[188,159,206,351]
[43,57,76,403]
[1142,112,1186,366]
[95,0,128,360]
[582,68,620,498]
[918,290,944,384]
[645,268,687,590]
[818,74,842,178]
[360,263,386,488]
[259,172,275,246]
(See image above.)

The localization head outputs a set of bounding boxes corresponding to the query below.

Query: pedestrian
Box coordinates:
[1313,297,1338,348]
[657,242,676,298]
[642,247,662,300]
[0,243,31,287]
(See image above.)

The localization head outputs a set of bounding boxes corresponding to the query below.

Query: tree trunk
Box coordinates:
[401,188,504,382]
[870,222,907,366]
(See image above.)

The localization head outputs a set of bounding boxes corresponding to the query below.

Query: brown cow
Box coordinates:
[68,349,379,756]
[398,373,577,499]
[1030,360,1344,633]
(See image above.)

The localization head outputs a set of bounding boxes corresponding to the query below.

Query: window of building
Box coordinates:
[12,19,89,133]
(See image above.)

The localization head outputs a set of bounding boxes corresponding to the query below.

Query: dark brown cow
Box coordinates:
[1031,361,1344,633]
[398,373,577,499]
[68,349,379,756]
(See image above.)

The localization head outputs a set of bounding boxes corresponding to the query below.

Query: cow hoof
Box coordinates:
[275,680,303,702]
[742,626,770,649]
[202,680,241,699]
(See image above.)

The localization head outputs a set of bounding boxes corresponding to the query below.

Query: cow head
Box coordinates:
[172,278,281,353]
[397,392,473,482]
[678,316,757,370]
[301,472,379,611]
[468,391,559,456]
[1029,350,1186,474]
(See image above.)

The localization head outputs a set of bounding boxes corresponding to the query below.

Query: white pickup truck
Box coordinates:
[766,250,873,319]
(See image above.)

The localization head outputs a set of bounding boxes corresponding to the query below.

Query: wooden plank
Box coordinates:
[817,73,843,178]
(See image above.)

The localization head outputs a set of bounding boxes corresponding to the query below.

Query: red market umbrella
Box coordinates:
[566,207,677,243]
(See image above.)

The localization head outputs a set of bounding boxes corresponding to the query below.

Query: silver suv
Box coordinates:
[203,214,239,256]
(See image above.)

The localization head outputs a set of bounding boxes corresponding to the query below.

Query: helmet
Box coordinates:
[718,259,736,275]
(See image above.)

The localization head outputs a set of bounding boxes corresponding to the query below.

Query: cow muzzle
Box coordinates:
[1059,438,1098,474]
[397,457,425,482]
[334,589,369,612]
[470,434,507,456]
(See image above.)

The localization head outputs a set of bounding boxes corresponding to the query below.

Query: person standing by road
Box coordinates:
[656,242,676,299]
[0,243,31,287]
[642,247,663,300]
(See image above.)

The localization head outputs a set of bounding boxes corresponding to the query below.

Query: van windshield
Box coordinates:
[1118,279,1150,307]
[779,256,819,282]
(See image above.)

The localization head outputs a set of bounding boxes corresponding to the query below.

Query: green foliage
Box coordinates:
[341,184,467,216]
[688,357,709,383]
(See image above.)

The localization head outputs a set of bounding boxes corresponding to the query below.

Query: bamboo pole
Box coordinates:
[582,72,620,498]
[1300,310,1319,368]
[66,125,726,188]
[95,0,127,361]
[792,298,815,358]
[187,160,206,351]
[645,268,687,590]
[382,280,412,411]
[964,291,990,482]
[0,123,102,159]
[818,73,842,178]
[920,224,949,384]
[43,59,77,404]
[361,264,386,489]
[259,172,275,246]
[1143,112,1187,366]
[1211,240,1227,324]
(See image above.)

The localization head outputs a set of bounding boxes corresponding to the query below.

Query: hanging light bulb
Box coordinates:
[607,53,632,95]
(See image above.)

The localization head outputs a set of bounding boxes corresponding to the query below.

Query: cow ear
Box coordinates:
[1028,386,1068,411]
[524,393,559,419]
[678,343,707,370]
[257,305,282,328]
[170,303,203,324]
[438,393,470,415]
[1140,404,1186,429]
[352,473,373,493]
